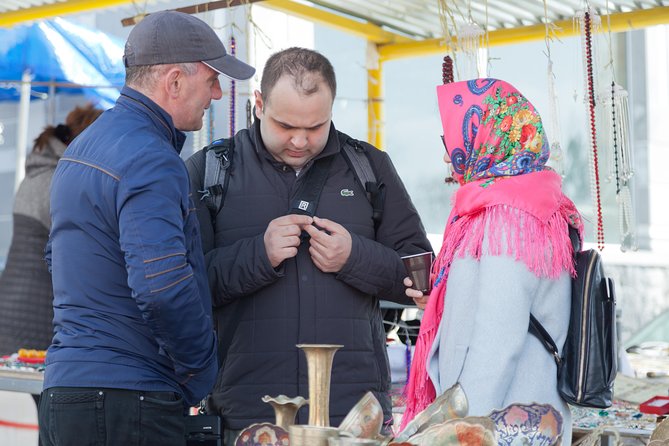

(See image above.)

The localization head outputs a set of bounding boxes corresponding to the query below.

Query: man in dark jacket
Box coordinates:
[187,47,431,443]
[39,11,254,446]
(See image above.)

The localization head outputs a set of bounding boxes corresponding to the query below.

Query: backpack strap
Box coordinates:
[199,138,234,218]
[528,225,580,367]
[338,133,385,230]
[528,314,562,367]
[289,154,335,217]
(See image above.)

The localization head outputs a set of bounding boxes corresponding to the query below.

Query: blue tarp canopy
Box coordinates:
[0,18,124,108]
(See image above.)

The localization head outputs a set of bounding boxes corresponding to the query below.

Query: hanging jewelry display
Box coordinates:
[442,55,454,85]
[437,0,460,80]
[543,0,564,176]
[600,1,637,251]
[608,84,634,184]
[456,21,485,79]
[577,8,605,251]
[612,84,637,251]
[229,35,237,138]
[437,0,487,80]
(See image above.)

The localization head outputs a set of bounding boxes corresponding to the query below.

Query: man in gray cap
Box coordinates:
[38,11,254,446]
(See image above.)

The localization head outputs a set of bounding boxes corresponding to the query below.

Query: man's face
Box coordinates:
[255,74,333,170]
[173,63,223,131]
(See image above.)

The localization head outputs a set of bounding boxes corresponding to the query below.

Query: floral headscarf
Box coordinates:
[437,78,550,185]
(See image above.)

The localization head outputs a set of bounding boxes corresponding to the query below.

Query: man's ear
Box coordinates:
[164,67,183,99]
[254,90,264,119]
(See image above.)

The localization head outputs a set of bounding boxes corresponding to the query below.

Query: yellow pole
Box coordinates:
[367,43,384,150]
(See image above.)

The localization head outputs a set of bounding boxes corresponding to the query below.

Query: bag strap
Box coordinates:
[200,132,383,225]
[338,133,385,230]
[528,224,581,367]
[529,314,562,367]
[289,154,335,216]
[199,138,234,219]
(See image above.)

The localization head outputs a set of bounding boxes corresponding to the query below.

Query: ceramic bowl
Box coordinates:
[488,402,563,446]
[406,417,496,446]
[339,391,384,438]
[234,422,289,446]
[395,382,469,441]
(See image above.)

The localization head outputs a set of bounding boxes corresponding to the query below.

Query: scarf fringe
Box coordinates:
[453,202,576,279]
[399,325,437,430]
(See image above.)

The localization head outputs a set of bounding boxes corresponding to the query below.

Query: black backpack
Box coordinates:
[198,132,384,226]
[529,228,617,408]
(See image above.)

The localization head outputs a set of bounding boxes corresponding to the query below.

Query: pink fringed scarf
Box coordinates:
[401,78,583,429]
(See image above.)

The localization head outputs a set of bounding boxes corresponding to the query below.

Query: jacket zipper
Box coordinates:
[577,253,597,401]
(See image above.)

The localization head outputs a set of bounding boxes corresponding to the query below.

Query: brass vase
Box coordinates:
[297,343,343,427]
[261,394,308,431]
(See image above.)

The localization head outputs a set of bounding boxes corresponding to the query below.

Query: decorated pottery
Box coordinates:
[235,422,289,446]
[488,402,563,446]
[406,417,496,446]
[339,391,384,439]
[262,394,308,431]
[394,383,469,442]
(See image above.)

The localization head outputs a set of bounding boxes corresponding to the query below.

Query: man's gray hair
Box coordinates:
[125,62,199,91]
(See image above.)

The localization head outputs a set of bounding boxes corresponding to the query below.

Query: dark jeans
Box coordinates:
[38,387,187,446]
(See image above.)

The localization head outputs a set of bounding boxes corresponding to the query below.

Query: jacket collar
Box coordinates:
[117,86,187,154]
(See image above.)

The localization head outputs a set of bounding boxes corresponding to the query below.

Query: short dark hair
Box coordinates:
[260,47,336,105]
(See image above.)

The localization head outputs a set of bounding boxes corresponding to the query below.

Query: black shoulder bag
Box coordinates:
[529,228,617,408]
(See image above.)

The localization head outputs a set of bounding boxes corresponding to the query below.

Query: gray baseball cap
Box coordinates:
[123,11,255,80]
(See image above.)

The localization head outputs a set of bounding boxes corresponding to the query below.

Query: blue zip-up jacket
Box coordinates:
[44,86,218,405]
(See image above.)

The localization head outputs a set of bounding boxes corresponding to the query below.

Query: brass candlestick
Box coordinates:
[297,343,343,427]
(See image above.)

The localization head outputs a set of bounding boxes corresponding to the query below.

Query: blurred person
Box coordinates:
[402,78,582,444]
[186,47,431,443]
[0,103,101,357]
[38,11,254,446]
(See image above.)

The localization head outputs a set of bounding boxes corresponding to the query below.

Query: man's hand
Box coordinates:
[264,214,313,268]
[303,216,352,273]
[404,277,428,309]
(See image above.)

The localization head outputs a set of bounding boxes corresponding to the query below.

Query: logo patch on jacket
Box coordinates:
[340,189,354,197]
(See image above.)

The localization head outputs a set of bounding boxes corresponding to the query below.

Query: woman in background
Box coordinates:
[0,103,102,356]
[402,78,581,444]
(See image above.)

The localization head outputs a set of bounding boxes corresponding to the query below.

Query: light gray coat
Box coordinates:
[427,252,572,445]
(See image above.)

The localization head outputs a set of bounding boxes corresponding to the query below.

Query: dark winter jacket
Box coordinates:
[43,86,218,405]
[0,137,64,355]
[186,120,431,429]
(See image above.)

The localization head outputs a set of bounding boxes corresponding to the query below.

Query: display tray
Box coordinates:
[571,399,656,439]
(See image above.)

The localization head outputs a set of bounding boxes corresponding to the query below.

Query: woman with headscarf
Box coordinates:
[0,103,102,356]
[401,79,582,444]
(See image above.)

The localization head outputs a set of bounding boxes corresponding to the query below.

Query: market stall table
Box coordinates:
[0,368,43,395]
